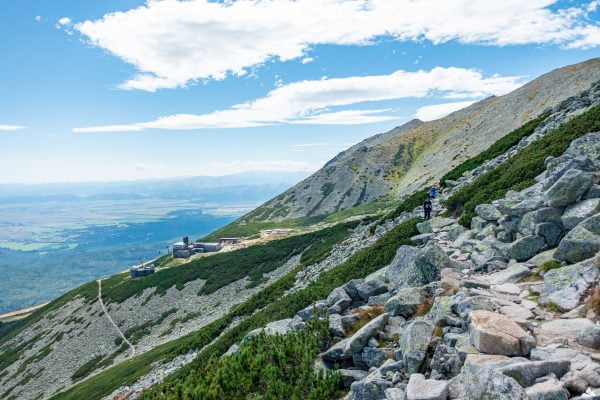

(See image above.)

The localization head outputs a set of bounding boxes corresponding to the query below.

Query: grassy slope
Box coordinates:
[445,104,600,225]
[51,218,419,400]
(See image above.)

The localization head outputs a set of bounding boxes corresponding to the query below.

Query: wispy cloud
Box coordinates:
[73,66,522,132]
[415,101,477,121]
[0,124,27,131]
[74,0,600,91]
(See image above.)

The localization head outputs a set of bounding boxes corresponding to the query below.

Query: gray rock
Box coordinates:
[350,378,392,400]
[485,263,531,285]
[448,363,528,400]
[423,244,466,271]
[497,195,545,217]
[447,225,467,241]
[543,156,596,190]
[563,199,600,230]
[430,344,462,379]
[452,295,496,319]
[344,279,365,300]
[475,204,503,221]
[362,347,390,368]
[576,323,600,349]
[399,319,434,373]
[379,360,404,375]
[417,217,455,234]
[406,373,448,400]
[356,278,389,301]
[469,310,535,356]
[411,233,434,245]
[368,292,392,306]
[384,287,427,318]
[536,318,597,348]
[329,313,346,337]
[321,338,349,361]
[519,208,563,236]
[471,216,489,231]
[327,287,352,308]
[545,169,593,207]
[263,318,293,336]
[339,369,369,388]
[525,378,569,400]
[535,222,565,247]
[386,246,440,290]
[499,359,570,387]
[566,131,600,161]
[555,214,600,263]
[384,388,406,400]
[345,313,390,357]
[503,235,546,261]
[583,184,600,200]
[540,257,599,311]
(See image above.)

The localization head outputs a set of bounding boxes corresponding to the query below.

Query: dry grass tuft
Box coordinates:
[345,306,384,337]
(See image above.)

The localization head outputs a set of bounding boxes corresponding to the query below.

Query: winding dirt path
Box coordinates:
[97,279,136,357]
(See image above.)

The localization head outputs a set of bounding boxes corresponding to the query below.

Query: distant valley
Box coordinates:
[0,171,309,314]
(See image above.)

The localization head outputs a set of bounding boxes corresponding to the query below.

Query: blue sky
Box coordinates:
[1,0,598,184]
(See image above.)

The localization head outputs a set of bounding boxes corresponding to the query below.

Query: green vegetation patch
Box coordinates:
[440,114,547,186]
[445,105,600,225]
[140,321,341,400]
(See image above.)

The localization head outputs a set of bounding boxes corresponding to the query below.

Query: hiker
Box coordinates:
[423,196,433,220]
[429,187,438,198]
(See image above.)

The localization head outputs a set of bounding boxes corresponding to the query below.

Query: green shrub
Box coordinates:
[445,105,600,225]
[539,260,562,273]
[140,321,341,400]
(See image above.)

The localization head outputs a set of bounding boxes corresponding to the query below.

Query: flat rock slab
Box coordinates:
[536,318,598,349]
[485,264,531,285]
[469,310,535,356]
[406,373,448,400]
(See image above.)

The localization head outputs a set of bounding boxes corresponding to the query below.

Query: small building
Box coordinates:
[173,237,222,258]
[130,264,155,278]
[219,237,241,246]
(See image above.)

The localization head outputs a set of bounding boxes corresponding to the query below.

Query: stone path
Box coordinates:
[98,279,136,357]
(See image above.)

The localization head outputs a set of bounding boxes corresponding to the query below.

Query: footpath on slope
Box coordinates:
[98,279,136,358]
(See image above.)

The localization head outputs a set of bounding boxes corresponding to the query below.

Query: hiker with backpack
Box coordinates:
[423,196,433,220]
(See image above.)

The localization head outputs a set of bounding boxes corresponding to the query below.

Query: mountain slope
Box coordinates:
[239,58,600,224]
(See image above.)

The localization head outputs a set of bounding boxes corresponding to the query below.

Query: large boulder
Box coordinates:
[350,378,392,400]
[554,214,600,263]
[519,208,563,236]
[384,287,428,318]
[543,155,596,190]
[545,169,593,207]
[327,287,352,307]
[399,319,434,373]
[475,204,502,221]
[416,217,455,234]
[498,359,570,387]
[423,244,466,271]
[355,278,389,301]
[448,363,528,400]
[386,246,440,290]
[566,131,600,161]
[535,222,565,247]
[497,195,545,217]
[525,378,569,400]
[469,310,535,356]
[540,257,599,311]
[406,374,448,400]
[503,235,546,261]
[562,198,600,230]
[346,313,390,356]
[536,318,599,348]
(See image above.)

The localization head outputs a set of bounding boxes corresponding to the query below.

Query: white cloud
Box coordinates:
[415,101,477,121]
[58,17,71,26]
[73,66,522,132]
[74,0,600,91]
[301,57,315,64]
[0,124,27,131]
[132,162,166,171]
[35,16,41,22]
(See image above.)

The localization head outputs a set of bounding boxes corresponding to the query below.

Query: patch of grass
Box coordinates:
[542,302,564,313]
[539,260,562,273]
[445,105,600,225]
[71,355,105,381]
[413,298,434,317]
[440,114,547,186]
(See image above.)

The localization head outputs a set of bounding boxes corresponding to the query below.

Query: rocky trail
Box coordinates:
[231,129,600,400]
[98,280,136,358]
